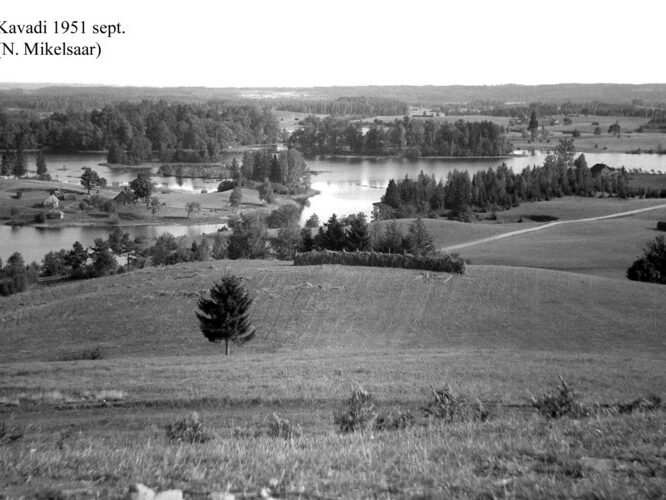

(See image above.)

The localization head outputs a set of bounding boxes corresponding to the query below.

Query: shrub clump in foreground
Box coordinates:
[531,377,592,419]
[267,412,302,439]
[334,387,378,433]
[165,412,211,444]
[422,386,490,423]
[294,250,466,274]
[334,387,416,433]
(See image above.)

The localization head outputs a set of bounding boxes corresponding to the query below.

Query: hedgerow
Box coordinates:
[293,250,466,274]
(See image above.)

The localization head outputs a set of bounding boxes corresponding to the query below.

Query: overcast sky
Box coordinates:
[1,0,663,87]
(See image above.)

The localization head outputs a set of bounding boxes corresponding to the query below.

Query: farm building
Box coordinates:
[113,189,135,205]
[42,193,59,208]
[590,163,614,177]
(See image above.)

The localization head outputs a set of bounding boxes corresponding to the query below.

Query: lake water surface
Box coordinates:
[3,151,665,262]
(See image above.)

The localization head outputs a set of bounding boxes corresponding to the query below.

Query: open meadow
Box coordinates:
[1,254,665,498]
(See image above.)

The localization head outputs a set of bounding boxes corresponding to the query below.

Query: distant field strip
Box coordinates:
[442,203,666,252]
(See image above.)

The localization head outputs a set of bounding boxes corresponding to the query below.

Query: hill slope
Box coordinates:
[1,261,663,363]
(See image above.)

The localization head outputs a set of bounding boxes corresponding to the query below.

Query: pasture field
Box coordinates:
[460,206,666,279]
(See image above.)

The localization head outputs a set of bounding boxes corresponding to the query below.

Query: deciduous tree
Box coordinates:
[80,167,103,194]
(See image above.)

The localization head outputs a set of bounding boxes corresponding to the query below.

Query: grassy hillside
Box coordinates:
[2,260,664,498]
[2,260,664,364]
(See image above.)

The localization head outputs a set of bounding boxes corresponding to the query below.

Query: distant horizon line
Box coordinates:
[1,82,666,90]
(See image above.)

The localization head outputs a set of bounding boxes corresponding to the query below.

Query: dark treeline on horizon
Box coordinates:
[288,115,511,157]
[0,100,280,164]
[378,139,666,220]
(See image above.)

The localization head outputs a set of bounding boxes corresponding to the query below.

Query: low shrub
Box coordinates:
[531,377,591,419]
[374,410,416,431]
[422,386,490,423]
[657,221,666,231]
[59,346,104,361]
[615,395,661,414]
[334,386,377,433]
[267,412,301,439]
[217,179,236,192]
[294,250,466,274]
[34,212,47,223]
[165,412,211,443]
[0,420,24,444]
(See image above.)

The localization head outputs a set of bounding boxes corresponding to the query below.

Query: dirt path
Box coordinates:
[442,204,666,252]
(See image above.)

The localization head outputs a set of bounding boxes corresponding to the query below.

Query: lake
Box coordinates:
[2,150,665,263]
[301,151,666,224]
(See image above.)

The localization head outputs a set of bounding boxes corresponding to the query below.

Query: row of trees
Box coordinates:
[288,116,511,157]
[0,100,281,165]
[378,139,665,219]
[225,210,436,261]
[0,149,48,178]
[1,205,439,297]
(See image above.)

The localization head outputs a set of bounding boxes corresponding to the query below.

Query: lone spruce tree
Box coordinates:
[196,275,255,355]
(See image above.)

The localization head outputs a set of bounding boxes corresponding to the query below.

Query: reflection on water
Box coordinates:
[3,150,665,261]
[0,224,224,263]
[22,152,238,192]
[301,152,666,223]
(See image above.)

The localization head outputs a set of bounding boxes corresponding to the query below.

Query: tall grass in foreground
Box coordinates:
[1,413,663,499]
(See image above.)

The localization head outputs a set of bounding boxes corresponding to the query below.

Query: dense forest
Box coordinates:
[274,96,408,117]
[288,116,510,157]
[236,149,310,192]
[378,139,666,219]
[0,100,280,164]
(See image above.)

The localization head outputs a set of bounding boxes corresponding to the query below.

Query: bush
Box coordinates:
[59,346,104,361]
[34,212,47,223]
[267,204,302,228]
[626,235,666,284]
[374,410,416,431]
[422,386,489,423]
[227,213,268,259]
[0,421,24,444]
[165,412,211,443]
[615,395,661,414]
[217,179,236,192]
[334,386,378,433]
[267,413,301,439]
[657,221,666,231]
[531,377,591,419]
[294,250,466,274]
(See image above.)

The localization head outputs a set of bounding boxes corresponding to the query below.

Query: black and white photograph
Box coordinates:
[0,0,665,498]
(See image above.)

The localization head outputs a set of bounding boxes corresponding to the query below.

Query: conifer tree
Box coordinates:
[36,150,47,176]
[196,275,255,355]
[346,213,371,251]
[229,186,243,211]
[317,214,346,250]
[13,148,26,177]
